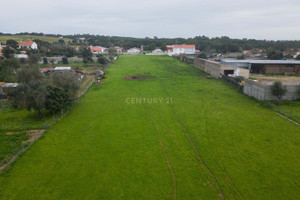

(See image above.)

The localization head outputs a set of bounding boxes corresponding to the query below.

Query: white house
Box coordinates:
[167,44,195,56]
[147,48,166,55]
[293,51,300,59]
[54,67,72,71]
[14,54,28,59]
[90,46,105,54]
[127,48,141,54]
[18,41,38,49]
[114,46,124,54]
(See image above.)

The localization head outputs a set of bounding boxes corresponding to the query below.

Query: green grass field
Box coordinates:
[0,55,299,199]
[0,35,71,44]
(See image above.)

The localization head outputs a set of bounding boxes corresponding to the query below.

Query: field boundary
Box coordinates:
[275,112,300,126]
[0,130,46,172]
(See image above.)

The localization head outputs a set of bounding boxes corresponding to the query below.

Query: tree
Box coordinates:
[49,71,80,100]
[29,53,41,64]
[271,81,287,103]
[45,86,71,113]
[6,39,18,49]
[1,58,20,71]
[43,57,48,64]
[147,43,156,52]
[2,46,15,58]
[62,56,68,64]
[108,47,117,57]
[197,53,207,59]
[267,48,283,60]
[161,43,167,52]
[0,63,10,82]
[296,55,300,60]
[58,39,65,45]
[17,64,43,83]
[80,46,92,63]
[14,81,47,117]
[97,55,108,65]
[237,54,245,60]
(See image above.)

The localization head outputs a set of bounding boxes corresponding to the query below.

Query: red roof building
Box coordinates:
[18,41,38,49]
[167,44,196,55]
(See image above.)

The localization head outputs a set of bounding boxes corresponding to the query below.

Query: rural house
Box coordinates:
[18,41,38,49]
[90,46,105,54]
[127,48,141,54]
[167,44,196,56]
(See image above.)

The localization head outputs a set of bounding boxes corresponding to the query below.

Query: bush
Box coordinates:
[45,86,71,113]
[43,57,48,65]
[271,81,287,103]
[62,56,68,64]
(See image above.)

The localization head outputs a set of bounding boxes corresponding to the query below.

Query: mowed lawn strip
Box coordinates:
[0,55,299,200]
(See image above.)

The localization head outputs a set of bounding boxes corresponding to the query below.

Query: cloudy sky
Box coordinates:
[1,0,300,40]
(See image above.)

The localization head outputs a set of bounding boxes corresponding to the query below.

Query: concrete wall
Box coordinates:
[194,58,249,78]
[244,79,300,101]
[263,65,300,75]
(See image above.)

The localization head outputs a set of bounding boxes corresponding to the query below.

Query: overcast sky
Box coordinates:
[1,0,300,40]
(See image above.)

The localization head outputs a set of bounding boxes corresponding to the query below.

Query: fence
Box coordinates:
[243,79,300,101]
[221,75,243,90]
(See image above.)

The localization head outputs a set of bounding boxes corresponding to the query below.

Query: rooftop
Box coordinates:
[221,59,300,65]
[18,41,35,46]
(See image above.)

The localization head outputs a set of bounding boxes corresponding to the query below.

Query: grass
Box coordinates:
[0,55,299,199]
[275,101,300,123]
[0,35,71,44]
[0,131,30,166]
[0,102,60,166]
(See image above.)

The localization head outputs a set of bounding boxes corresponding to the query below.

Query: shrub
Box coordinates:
[62,56,68,64]
[271,81,287,103]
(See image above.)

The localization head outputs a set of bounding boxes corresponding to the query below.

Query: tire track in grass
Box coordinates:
[141,105,177,200]
[161,82,225,200]
[127,86,177,200]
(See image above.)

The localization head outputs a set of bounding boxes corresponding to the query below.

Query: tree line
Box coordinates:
[2,33,300,53]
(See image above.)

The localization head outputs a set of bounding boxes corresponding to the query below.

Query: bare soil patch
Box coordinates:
[124,75,151,80]
[251,74,300,82]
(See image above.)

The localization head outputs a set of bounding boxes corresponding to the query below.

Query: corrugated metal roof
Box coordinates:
[222,59,300,65]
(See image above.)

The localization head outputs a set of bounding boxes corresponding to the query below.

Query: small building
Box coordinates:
[114,46,124,54]
[54,67,72,71]
[167,44,196,56]
[127,48,141,54]
[18,41,38,49]
[293,51,300,59]
[194,58,249,78]
[1,83,19,99]
[221,59,300,75]
[14,54,28,59]
[90,46,104,54]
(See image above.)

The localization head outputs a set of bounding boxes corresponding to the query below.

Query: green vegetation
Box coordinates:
[0,55,299,199]
[270,101,300,124]
[0,35,71,44]
[0,131,30,166]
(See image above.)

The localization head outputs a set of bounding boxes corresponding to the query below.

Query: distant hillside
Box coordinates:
[0,35,72,44]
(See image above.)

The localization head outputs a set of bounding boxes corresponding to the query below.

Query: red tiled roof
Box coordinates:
[18,41,34,46]
[90,47,103,51]
[173,45,195,49]
[0,82,5,87]
[167,44,195,49]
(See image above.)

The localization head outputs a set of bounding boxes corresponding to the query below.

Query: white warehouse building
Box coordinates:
[167,44,196,56]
